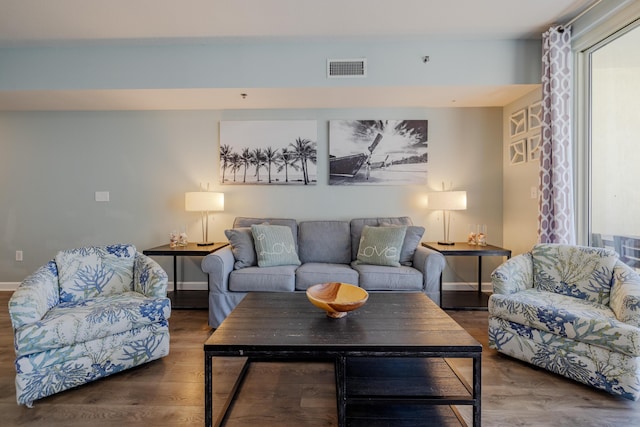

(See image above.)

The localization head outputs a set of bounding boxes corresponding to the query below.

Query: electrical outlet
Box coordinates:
[530,186,538,199]
[95,191,110,202]
[16,250,23,262]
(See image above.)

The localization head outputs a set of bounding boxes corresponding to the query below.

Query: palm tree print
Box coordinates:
[218,121,317,185]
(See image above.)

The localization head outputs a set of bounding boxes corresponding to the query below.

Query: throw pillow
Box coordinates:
[251,224,301,267]
[224,227,257,269]
[381,223,425,266]
[356,225,407,267]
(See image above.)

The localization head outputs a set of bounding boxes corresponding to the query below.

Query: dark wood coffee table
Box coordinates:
[204,292,481,426]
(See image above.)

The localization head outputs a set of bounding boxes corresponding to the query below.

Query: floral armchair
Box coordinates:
[488,243,640,400]
[8,244,171,407]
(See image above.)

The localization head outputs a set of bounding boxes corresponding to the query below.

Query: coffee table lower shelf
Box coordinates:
[210,356,476,427]
[344,357,474,427]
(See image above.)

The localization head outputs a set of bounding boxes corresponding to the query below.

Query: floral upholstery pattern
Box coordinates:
[489,243,640,400]
[9,244,171,406]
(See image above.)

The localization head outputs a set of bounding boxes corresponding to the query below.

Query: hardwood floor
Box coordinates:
[1,292,638,426]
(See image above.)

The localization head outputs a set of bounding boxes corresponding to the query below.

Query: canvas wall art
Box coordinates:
[329,120,428,185]
[219,120,317,185]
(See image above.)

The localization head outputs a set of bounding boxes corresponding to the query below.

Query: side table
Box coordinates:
[143,242,229,309]
[422,242,511,310]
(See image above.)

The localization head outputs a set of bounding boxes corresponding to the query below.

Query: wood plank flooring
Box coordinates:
[1,292,639,426]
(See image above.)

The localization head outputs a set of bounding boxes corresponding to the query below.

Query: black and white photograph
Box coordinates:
[219,120,317,185]
[329,120,428,185]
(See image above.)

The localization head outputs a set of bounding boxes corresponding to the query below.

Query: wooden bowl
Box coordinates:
[306,282,369,318]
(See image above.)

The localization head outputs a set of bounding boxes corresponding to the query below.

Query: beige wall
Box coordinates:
[502,88,542,256]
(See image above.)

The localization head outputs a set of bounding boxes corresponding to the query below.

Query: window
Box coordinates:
[588,22,640,271]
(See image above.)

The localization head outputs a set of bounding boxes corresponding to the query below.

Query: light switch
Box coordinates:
[530,186,538,199]
[95,191,110,202]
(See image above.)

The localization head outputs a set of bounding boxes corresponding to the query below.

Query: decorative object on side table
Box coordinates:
[306,282,369,318]
[427,184,467,245]
[185,188,224,246]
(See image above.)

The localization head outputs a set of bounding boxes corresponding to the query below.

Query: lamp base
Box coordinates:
[437,240,456,246]
[197,242,215,246]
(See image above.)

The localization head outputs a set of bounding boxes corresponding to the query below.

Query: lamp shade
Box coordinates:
[185,192,224,212]
[427,191,467,210]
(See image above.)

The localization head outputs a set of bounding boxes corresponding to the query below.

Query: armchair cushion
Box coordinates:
[14,291,171,358]
[489,288,640,357]
[56,244,136,303]
[532,244,618,305]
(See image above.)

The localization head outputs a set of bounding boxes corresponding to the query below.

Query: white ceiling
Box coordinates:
[0,0,594,110]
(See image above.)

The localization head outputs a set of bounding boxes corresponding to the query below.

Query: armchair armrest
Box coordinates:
[610,261,640,327]
[134,253,168,298]
[9,261,60,330]
[412,245,446,304]
[491,252,534,295]
[201,246,234,293]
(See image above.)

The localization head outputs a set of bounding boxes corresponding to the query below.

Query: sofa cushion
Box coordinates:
[350,217,413,260]
[14,291,170,357]
[532,244,618,305]
[228,265,296,292]
[489,288,640,357]
[351,262,423,291]
[298,220,351,264]
[251,224,301,267]
[295,262,359,290]
[56,244,137,303]
[224,227,257,269]
[382,223,425,266]
[356,225,407,267]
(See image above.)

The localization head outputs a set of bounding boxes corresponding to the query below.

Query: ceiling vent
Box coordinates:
[327,58,367,78]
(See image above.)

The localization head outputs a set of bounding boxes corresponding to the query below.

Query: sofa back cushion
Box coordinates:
[298,220,351,264]
[532,243,618,305]
[350,217,413,261]
[56,244,136,303]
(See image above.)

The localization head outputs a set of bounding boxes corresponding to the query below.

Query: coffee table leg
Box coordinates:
[335,356,346,427]
[473,353,482,426]
[205,352,212,427]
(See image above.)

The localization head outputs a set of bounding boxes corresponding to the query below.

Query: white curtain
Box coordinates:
[538,26,576,244]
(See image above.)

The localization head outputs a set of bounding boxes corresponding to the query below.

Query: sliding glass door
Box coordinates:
[588,22,640,271]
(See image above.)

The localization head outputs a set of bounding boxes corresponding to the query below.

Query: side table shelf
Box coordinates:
[422,242,511,310]
[143,242,229,309]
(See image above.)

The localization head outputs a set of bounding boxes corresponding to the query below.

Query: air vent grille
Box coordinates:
[327,58,367,78]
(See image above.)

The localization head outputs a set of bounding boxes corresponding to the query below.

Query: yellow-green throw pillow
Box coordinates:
[356,225,407,267]
[251,224,301,267]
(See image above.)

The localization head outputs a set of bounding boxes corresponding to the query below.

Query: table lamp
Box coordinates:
[185,191,224,246]
[428,190,467,245]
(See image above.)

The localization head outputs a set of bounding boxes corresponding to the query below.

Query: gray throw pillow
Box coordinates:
[224,228,257,269]
[356,225,407,267]
[251,224,301,267]
[381,223,425,266]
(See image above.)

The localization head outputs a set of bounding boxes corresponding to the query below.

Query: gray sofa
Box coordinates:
[201,216,446,328]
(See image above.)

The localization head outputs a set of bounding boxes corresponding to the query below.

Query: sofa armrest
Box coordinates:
[610,261,640,327]
[8,261,60,330]
[201,246,235,293]
[491,252,533,295]
[412,245,446,304]
[134,253,168,298]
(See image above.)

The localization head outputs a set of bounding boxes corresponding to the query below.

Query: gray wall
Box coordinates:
[0,107,503,287]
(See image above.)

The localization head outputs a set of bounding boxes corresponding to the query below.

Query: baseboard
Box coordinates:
[0,282,20,291]
[442,282,492,292]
